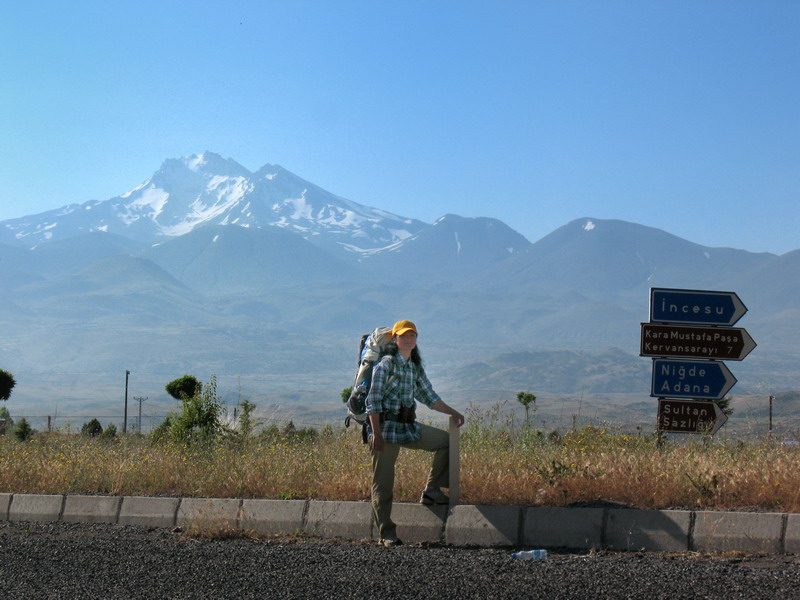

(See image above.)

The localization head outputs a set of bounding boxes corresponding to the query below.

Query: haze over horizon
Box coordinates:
[3,2,799,255]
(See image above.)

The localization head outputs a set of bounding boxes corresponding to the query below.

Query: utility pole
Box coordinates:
[124,370,130,434]
[134,396,148,433]
[769,395,774,437]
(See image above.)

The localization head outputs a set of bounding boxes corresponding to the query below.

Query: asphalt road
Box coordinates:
[2,521,800,599]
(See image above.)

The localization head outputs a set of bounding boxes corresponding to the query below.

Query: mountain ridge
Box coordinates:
[0,153,797,426]
[0,152,428,258]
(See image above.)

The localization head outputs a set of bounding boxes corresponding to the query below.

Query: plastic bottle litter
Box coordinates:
[511,549,548,560]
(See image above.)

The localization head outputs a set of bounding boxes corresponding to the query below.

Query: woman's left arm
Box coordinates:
[415,367,465,427]
[431,399,465,427]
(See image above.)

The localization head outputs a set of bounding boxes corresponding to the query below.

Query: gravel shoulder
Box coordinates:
[2,521,800,599]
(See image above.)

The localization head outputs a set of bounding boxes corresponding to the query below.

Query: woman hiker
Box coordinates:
[365,319,465,547]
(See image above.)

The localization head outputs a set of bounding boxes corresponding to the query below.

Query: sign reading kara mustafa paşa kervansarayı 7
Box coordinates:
[640,323,756,361]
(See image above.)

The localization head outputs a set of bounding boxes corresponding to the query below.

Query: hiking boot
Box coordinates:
[420,488,449,505]
[380,536,403,547]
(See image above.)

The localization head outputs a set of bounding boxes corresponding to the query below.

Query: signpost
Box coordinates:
[657,398,728,435]
[650,358,737,400]
[641,287,756,436]
[650,288,748,326]
[640,323,757,361]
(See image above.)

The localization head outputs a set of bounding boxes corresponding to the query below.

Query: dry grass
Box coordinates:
[2,409,800,511]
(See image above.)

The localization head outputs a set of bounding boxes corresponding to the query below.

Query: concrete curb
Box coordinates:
[304,500,373,539]
[1,493,797,554]
[785,514,800,554]
[693,510,785,554]
[119,496,181,528]
[63,495,122,524]
[0,493,11,521]
[177,497,242,530]
[8,494,64,522]
[392,503,448,544]
[525,506,605,550]
[241,499,306,536]
[605,508,692,552]
[445,505,521,547]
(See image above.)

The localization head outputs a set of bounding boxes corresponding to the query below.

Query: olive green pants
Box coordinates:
[370,423,449,539]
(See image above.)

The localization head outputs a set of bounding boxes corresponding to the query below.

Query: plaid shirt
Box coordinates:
[365,353,441,444]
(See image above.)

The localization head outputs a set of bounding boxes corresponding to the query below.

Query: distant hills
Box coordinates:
[1,152,797,428]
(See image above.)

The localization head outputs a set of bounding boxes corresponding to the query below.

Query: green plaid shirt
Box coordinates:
[365,353,441,444]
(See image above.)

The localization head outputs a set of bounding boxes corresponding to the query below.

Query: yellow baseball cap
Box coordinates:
[392,319,418,336]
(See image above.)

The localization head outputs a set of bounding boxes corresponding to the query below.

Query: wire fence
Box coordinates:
[1,413,335,435]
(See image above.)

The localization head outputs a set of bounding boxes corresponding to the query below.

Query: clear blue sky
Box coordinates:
[2,1,798,254]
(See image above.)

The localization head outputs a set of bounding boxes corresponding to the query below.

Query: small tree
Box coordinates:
[238,399,256,438]
[516,391,537,426]
[0,405,13,434]
[81,418,104,437]
[712,396,734,416]
[14,417,33,442]
[0,369,16,402]
[101,423,118,440]
[169,375,222,444]
[151,416,173,442]
[166,375,201,401]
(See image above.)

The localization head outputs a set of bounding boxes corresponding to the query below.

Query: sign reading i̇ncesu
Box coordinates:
[649,288,748,326]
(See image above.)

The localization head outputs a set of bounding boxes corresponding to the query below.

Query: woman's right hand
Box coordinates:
[368,413,384,452]
[370,431,385,452]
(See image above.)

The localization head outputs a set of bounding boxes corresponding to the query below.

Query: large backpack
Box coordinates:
[344,327,397,438]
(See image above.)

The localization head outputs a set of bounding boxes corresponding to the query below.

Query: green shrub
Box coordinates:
[166,375,201,400]
[0,406,13,434]
[169,375,222,444]
[151,416,174,442]
[101,423,118,440]
[13,418,33,442]
[81,418,103,437]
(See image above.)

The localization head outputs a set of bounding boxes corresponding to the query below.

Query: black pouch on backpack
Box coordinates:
[398,405,416,424]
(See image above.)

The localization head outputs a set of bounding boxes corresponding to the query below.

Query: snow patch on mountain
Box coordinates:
[186,154,208,171]
[388,228,414,240]
[123,186,169,223]
[583,220,596,231]
[121,180,150,199]
[281,191,313,220]
[162,186,247,237]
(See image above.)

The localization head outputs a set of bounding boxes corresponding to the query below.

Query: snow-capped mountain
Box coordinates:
[2,152,800,424]
[1,152,427,256]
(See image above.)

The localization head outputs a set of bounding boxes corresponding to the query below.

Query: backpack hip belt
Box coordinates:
[381,405,416,424]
